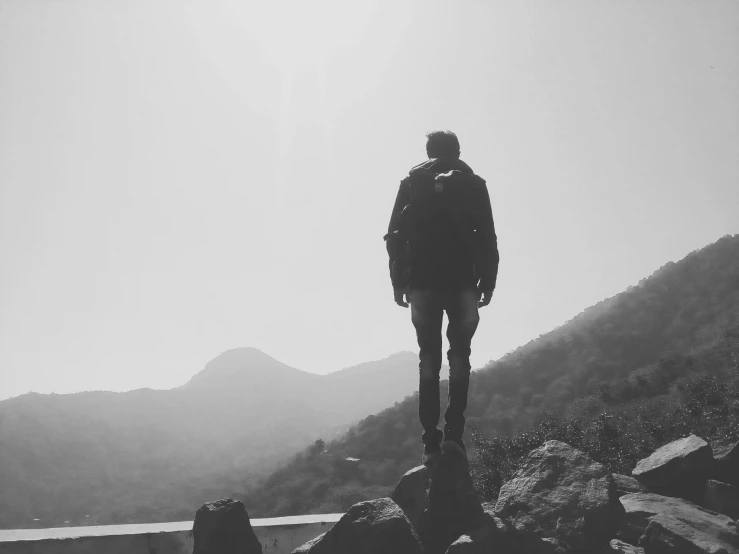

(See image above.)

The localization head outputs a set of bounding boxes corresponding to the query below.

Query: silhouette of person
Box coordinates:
[385,131,499,466]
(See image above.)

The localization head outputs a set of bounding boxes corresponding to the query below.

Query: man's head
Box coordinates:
[426,130,460,159]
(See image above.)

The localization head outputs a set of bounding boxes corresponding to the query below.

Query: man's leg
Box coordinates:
[410,289,444,453]
[443,289,480,445]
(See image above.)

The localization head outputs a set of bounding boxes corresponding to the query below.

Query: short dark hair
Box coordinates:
[425,130,460,159]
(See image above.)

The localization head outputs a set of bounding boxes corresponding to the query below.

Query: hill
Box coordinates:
[0,349,419,528]
[241,234,739,517]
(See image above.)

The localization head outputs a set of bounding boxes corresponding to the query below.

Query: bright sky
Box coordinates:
[1,0,738,401]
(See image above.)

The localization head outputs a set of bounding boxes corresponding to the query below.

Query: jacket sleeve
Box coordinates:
[475,181,499,291]
[384,180,411,289]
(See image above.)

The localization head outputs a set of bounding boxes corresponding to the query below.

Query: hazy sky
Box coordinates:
[1,0,738,401]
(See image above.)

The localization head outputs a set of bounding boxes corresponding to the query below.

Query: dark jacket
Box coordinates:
[386,157,499,291]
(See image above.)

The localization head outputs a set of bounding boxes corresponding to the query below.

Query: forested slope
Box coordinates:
[242,234,739,517]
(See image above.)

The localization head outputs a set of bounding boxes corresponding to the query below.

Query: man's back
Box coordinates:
[384,130,500,469]
[387,156,499,293]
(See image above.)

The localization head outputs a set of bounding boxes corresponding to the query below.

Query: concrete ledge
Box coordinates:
[0,514,343,554]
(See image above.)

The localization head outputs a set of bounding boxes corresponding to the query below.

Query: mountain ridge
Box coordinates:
[0,350,420,529]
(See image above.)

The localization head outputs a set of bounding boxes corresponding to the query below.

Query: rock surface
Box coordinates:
[711,438,739,487]
[494,440,624,551]
[632,435,713,500]
[701,479,739,521]
[619,492,739,550]
[600,539,646,553]
[291,497,423,554]
[391,465,429,530]
[443,511,515,553]
[614,474,648,497]
[425,440,484,550]
[192,498,262,554]
[640,513,739,554]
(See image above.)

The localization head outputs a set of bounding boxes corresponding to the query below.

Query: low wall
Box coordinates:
[0,514,343,554]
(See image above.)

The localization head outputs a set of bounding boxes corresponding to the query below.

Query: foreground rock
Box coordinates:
[619,492,739,553]
[599,539,645,553]
[711,438,739,487]
[701,479,739,521]
[424,440,484,551]
[640,513,739,554]
[632,435,713,501]
[494,440,624,551]
[614,474,648,498]
[444,511,518,554]
[192,498,261,554]
[292,497,423,554]
[392,465,429,530]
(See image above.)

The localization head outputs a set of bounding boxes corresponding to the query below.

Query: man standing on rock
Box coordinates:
[385,130,499,466]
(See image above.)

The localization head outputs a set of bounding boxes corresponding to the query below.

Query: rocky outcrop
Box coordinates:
[614,474,648,497]
[701,479,739,520]
[391,465,429,530]
[192,498,261,554]
[443,510,517,554]
[632,435,714,501]
[291,497,423,554]
[640,513,739,554]
[493,440,624,551]
[711,438,739,487]
[619,492,739,552]
[425,440,484,550]
[287,435,739,554]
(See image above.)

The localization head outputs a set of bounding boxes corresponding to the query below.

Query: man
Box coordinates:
[385,130,499,466]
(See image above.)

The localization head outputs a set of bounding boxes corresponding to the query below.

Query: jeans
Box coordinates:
[410,289,480,448]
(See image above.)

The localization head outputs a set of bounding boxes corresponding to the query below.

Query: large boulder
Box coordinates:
[711,438,739,487]
[291,497,423,554]
[640,513,739,554]
[192,498,262,554]
[425,441,484,550]
[701,480,739,521]
[619,492,739,552]
[494,440,624,551]
[632,435,713,501]
[614,474,649,498]
[443,511,517,554]
[391,465,429,530]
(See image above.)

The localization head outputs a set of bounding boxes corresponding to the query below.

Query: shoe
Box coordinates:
[421,443,441,467]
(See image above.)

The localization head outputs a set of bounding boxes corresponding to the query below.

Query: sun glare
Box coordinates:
[236,0,378,73]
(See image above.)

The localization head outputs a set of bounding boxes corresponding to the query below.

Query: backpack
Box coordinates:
[388,168,482,288]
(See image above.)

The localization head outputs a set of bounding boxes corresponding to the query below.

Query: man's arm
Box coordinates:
[475,180,499,306]
[385,180,411,306]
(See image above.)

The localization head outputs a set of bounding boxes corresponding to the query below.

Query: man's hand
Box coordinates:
[394,288,411,308]
[477,288,494,308]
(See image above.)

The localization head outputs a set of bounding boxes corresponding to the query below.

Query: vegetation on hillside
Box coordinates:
[242,234,739,516]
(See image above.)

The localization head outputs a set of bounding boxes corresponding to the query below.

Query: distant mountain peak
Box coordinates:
[181,347,309,389]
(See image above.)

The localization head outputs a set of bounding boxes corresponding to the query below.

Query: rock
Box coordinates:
[711,438,739,487]
[290,497,423,554]
[494,440,624,551]
[632,435,714,501]
[391,465,429,530]
[618,492,739,550]
[702,480,739,520]
[640,513,739,554]
[603,539,646,553]
[614,474,649,497]
[425,441,484,550]
[444,511,516,554]
[192,498,262,554]
[292,533,325,553]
